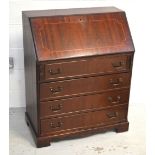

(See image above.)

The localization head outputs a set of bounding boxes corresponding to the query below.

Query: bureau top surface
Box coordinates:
[23,7,134,61]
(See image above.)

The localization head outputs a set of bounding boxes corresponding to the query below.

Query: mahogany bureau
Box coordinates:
[22,7,135,148]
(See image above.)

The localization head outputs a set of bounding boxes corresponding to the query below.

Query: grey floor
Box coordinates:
[9,104,145,155]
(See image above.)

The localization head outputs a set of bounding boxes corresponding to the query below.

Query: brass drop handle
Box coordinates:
[108,96,121,104]
[50,86,63,94]
[48,68,61,75]
[50,103,63,112]
[112,61,125,68]
[50,121,63,128]
[106,111,118,119]
[110,78,123,86]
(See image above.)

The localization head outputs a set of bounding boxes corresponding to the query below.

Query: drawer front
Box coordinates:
[40,54,131,81]
[40,73,131,101]
[40,89,129,118]
[40,104,128,134]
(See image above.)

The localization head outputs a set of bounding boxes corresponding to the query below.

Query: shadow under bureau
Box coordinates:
[22,7,135,148]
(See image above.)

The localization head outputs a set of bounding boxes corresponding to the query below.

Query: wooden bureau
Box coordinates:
[22,7,135,148]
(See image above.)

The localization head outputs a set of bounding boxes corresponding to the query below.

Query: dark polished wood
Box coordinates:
[40,73,131,101]
[23,7,134,148]
[41,54,131,82]
[25,112,129,147]
[40,104,128,135]
[40,89,129,118]
[30,12,134,61]
[22,12,39,134]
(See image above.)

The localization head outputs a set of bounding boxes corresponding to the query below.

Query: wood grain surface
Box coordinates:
[23,7,134,147]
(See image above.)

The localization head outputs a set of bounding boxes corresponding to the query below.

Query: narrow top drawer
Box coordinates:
[39,54,132,81]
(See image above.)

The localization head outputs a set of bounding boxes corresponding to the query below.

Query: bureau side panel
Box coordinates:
[22,12,38,134]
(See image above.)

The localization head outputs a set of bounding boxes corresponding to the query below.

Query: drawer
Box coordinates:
[40,104,128,134]
[39,54,131,81]
[40,89,129,118]
[40,73,131,101]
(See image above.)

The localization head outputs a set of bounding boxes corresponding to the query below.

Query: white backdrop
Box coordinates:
[9,0,155,107]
